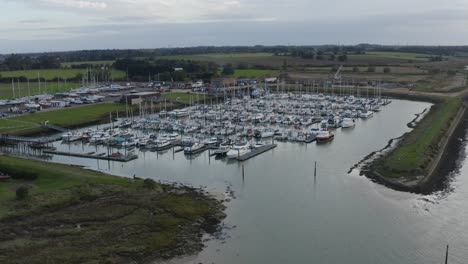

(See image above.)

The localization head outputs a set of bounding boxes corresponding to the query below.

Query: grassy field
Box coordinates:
[350,51,431,61]
[162,92,212,104]
[0,68,126,81]
[0,156,224,263]
[233,69,278,78]
[376,98,463,177]
[152,51,435,68]
[0,103,127,135]
[157,52,274,61]
[61,60,115,67]
[0,82,81,99]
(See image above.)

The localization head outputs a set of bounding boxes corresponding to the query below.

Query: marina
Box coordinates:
[5,91,392,164]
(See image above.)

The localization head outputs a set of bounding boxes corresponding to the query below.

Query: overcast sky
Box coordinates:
[1,0,468,53]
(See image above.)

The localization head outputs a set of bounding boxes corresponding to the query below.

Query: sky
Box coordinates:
[1,0,468,53]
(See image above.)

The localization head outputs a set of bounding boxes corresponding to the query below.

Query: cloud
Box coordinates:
[40,0,108,9]
[20,19,49,24]
[3,0,468,52]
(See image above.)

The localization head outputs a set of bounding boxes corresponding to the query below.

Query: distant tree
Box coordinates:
[328,54,336,61]
[338,54,348,62]
[367,67,376,73]
[173,70,187,81]
[158,72,173,81]
[237,63,248,70]
[282,59,288,71]
[222,63,234,75]
[353,67,360,72]
[383,67,391,73]
[75,73,84,80]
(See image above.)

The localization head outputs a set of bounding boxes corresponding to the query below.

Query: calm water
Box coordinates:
[47,99,468,264]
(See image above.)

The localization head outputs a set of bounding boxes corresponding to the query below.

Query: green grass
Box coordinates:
[162,92,212,104]
[0,103,127,135]
[0,156,130,201]
[350,51,431,61]
[378,98,462,177]
[233,69,278,78]
[61,60,115,67]
[0,82,81,99]
[0,68,126,81]
[0,156,224,263]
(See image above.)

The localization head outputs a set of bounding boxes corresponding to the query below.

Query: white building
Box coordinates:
[464,66,468,70]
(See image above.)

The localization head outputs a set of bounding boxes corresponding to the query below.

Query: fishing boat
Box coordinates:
[315,130,335,143]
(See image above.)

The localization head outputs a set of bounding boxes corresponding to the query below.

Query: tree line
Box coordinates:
[113,58,219,82]
[0,54,61,71]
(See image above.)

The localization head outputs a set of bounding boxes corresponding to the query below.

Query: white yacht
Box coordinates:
[227,142,251,159]
[341,118,356,128]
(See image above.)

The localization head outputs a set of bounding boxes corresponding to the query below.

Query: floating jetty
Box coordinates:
[43,150,138,162]
[237,144,277,161]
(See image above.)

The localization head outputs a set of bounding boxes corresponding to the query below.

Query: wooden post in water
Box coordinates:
[172,146,175,160]
[208,149,211,164]
[314,161,317,177]
[242,164,245,179]
[445,244,449,264]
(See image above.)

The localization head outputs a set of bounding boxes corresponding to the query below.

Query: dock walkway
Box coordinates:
[237,144,277,161]
[43,150,138,162]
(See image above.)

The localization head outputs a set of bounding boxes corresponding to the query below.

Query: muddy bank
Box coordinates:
[0,181,226,264]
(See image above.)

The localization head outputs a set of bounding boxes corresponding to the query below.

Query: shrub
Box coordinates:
[143,178,157,189]
[16,186,29,200]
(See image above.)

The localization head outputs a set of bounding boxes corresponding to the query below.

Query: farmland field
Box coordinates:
[0,103,126,135]
[61,60,115,67]
[153,52,430,67]
[233,69,278,78]
[0,82,81,99]
[0,68,126,81]
[350,51,431,61]
[157,53,274,61]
